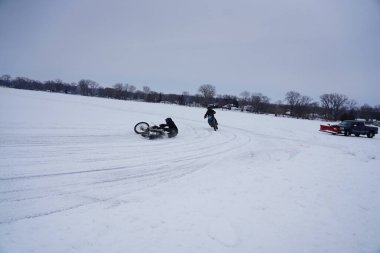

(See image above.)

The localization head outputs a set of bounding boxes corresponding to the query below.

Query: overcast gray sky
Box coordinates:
[1,0,379,105]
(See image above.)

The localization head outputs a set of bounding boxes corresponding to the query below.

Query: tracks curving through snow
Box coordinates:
[0,114,254,224]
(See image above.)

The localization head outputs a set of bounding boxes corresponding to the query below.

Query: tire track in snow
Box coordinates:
[0,117,254,224]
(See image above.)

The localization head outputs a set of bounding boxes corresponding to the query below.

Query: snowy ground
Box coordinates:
[1,87,379,253]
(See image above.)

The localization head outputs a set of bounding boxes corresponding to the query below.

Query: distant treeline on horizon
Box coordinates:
[1,74,379,121]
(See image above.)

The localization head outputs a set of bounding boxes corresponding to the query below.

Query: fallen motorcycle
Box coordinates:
[134,122,166,139]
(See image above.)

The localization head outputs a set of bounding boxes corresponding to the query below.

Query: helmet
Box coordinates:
[165,118,172,123]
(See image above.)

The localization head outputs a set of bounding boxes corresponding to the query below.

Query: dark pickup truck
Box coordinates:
[320,120,378,138]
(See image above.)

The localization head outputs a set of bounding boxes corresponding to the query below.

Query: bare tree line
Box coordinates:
[1,74,379,121]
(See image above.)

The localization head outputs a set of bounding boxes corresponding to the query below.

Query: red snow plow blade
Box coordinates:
[320,124,339,134]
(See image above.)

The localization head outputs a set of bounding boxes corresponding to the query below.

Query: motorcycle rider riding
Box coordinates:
[204,106,218,130]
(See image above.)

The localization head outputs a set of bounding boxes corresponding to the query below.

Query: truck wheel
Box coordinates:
[367,132,374,138]
[355,134,360,137]
[344,130,351,136]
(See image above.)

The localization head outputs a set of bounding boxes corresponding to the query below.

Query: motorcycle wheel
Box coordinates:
[134,122,150,134]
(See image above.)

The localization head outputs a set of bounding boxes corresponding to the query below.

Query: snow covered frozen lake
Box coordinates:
[1,87,379,253]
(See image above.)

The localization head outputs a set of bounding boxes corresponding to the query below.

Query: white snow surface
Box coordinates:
[1,87,380,253]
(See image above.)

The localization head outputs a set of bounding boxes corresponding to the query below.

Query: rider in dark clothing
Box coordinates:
[159,118,178,138]
[204,107,218,126]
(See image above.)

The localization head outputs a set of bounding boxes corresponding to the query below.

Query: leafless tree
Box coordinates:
[198,84,216,106]
[217,94,238,108]
[373,105,380,121]
[88,80,99,96]
[127,85,136,93]
[143,86,151,94]
[78,80,91,96]
[240,91,250,109]
[121,83,130,99]
[331,94,348,120]
[142,86,151,101]
[346,99,357,111]
[104,87,115,98]
[0,74,11,82]
[181,91,190,105]
[285,91,315,118]
[123,84,136,99]
[146,91,160,102]
[320,94,333,120]
[320,93,348,120]
[113,83,124,99]
[250,93,270,113]
[78,79,98,96]
[358,104,374,120]
[285,91,302,116]
[113,83,123,90]
[298,95,313,118]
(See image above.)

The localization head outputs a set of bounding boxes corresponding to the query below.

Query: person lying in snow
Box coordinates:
[150,117,178,138]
